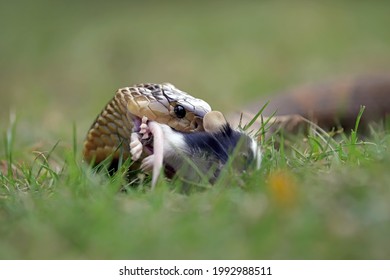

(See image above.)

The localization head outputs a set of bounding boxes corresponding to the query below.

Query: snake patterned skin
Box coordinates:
[83,83,211,165]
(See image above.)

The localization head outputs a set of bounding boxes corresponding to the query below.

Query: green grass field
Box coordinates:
[1,0,390,259]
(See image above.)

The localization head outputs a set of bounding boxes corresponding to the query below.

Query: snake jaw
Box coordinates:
[127,112,142,132]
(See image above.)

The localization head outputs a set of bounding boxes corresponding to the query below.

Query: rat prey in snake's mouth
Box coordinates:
[83,83,261,189]
[83,84,260,188]
[83,83,211,165]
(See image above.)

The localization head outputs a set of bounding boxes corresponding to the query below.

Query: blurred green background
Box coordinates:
[1,0,390,260]
[1,0,390,150]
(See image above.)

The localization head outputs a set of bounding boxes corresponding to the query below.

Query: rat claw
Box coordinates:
[142,116,149,123]
[130,116,154,162]
[130,132,143,161]
[140,123,148,130]
[139,119,151,139]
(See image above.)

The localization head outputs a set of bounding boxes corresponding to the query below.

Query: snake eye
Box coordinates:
[174,105,186,118]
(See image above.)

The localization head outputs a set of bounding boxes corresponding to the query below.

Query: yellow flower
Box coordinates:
[268,170,297,207]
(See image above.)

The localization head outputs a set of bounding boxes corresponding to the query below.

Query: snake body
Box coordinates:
[229,74,390,133]
[83,83,211,165]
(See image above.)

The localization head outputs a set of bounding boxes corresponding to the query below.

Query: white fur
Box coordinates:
[139,122,187,189]
[158,123,187,155]
[250,137,262,170]
[134,120,262,189]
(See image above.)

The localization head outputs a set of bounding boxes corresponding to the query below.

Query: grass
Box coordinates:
[1,110,390,259]
[1,0,390,259]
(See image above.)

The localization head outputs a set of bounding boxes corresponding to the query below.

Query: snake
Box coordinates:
[83,83,212,166]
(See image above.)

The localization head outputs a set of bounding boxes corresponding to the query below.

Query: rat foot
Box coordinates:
[130,132,143,161]
[130,116,150,161]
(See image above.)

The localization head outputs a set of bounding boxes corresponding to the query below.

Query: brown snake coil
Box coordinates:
[83,83,212,165]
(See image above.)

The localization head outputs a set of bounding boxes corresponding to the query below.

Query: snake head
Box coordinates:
[126,83,211,132]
